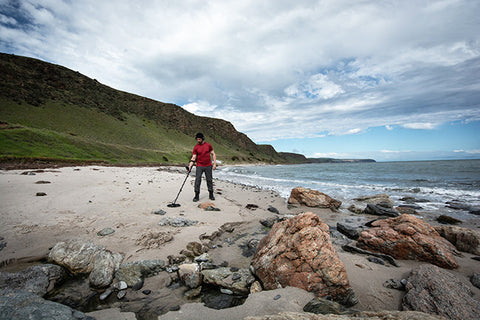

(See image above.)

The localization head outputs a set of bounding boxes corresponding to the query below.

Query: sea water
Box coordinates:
[215,159,480,219]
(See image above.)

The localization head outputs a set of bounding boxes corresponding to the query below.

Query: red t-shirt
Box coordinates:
[193,142,213,167]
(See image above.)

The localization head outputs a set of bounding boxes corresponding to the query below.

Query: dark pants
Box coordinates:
[194,165,213,193]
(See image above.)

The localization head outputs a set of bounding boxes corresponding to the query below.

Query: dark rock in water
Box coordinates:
[0,289,95,320]
[470,273,480,289]
[0,264,68,297]
[397,204,423,210]
[363,203,400,217]
[267,206,280,214]
[36,192,47,196]
[437,215,462,225]
[336,223,359,240]
[399,196,429,203]
[97,227,115,236]
[303,297,359,315]
[384,279,406,290]
[395,206,417,215]
[402,264,480,320]
[446,201,480,214]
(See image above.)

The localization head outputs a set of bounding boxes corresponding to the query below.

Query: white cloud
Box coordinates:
[1,0,479,154]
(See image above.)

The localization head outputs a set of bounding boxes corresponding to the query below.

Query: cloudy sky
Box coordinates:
[1,0,479,161]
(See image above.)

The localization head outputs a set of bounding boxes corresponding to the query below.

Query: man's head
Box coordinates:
[195,132,205,143]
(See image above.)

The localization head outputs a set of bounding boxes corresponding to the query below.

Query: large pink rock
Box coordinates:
[288,187,341,210]
[252,212,356,306]
[357,214,461,269]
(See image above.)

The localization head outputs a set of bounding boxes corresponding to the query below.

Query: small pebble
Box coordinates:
[273,294,281,300]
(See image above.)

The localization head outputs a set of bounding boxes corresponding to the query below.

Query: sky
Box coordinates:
[1,0,479,161]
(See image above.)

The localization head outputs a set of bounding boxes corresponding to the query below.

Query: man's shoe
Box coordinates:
[193,192,199,202]
[209,191,215,201]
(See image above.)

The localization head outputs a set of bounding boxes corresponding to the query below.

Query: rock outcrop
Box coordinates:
[244,311,446,320]
[252,212,356,306]
[356,214,460,269]
[48,239,123,288]
[288,187,341,210]
[402,264,480,320]
[434,225,480,255]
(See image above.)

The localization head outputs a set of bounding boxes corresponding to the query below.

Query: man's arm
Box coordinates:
[211,150,216,170]
[188,154,197,172]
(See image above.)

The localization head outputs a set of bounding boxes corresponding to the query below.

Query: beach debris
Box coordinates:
[36,192,47,196]
[97,227,115,236]
[35,180,51,184]
[151,209,167,215]
[362,203,400,217]
[403,264,480,320]
[353,193,394,207]
[158,217,198,227]
[434,225,480,255]
[357,214,461,269]
[252,212,357,306]
[287,187,341,210]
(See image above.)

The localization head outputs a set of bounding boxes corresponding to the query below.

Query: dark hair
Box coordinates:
[195,132,205,140]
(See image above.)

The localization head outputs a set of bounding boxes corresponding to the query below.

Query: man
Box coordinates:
[188,132,216,202]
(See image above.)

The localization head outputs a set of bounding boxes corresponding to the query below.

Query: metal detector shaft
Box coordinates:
[169,169,190,206]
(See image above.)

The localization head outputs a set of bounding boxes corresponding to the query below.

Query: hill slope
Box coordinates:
[0,53,291,166]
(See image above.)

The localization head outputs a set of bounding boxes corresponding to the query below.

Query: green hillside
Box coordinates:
[0,53,291,166]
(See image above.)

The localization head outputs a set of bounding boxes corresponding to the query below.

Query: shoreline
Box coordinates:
[1,165,479,318]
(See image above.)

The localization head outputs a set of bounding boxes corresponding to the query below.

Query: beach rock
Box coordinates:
[0,289,95,320]
[357,214,461,269]
[268,205,280,214]
[97,227,115,236]
[158,217,198,227]
[115,259,165,287]
[341,244,398,266]
[201,267,255,295]
[434,225,480,255]
[336,223,360,240]
[48,239,105,274]
[0,264,67,296]
[250,281,262,294]
[384,278,406,290]
[288,187,341,210]
[244,311,447,320]
[402,264,480,320]
[363,203,400,217]
[395,206,417,215]
[354,193,394,207]
[347,205,363,214]
[437,214,462,225]
[303,297,359,315]
[252,212,357,306]
[88,249,123,288]
[198,202,215,209]
[178,263,202,289]
[470,273,480,289]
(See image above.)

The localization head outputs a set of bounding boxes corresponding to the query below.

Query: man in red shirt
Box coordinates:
[188,132,217,202]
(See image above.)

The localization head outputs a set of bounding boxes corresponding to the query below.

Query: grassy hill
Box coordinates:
[0,53,293,167]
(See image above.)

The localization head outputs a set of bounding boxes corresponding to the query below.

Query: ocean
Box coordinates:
[215,159,480,220]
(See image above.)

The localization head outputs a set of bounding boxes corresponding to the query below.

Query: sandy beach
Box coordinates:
[1,165,479,319]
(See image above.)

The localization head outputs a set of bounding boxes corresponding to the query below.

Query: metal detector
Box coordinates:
[167,167,191,207]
